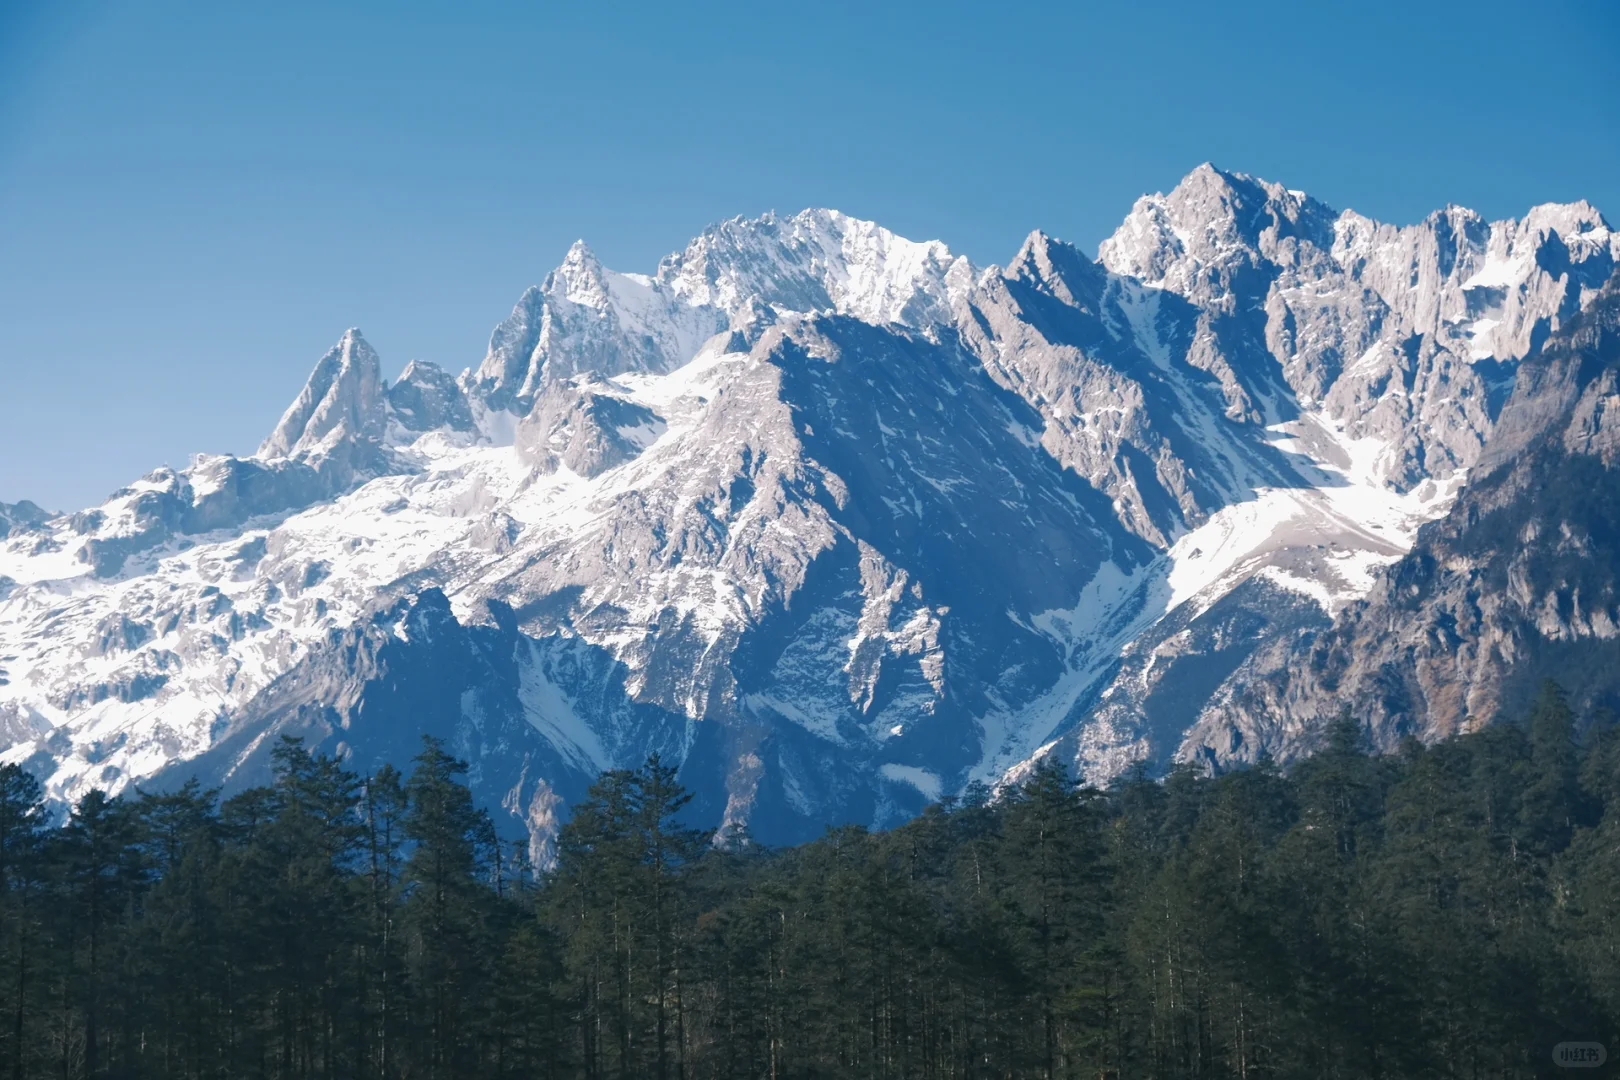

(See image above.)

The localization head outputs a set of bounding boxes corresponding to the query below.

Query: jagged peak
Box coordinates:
[387,357,474,434]
[0,499,53,537]
[1424,203,1488,227]
[663,207,957,269]
[1100,163,1338,285]
[1331,203,1490,254]
[1012,227,1055,258]
[1005,230,1101,308]
[1328,197,1614,302]
[306,327,378,372]
[396,358,432,381]
[1010,228,1087,267]
[0,498,50,519]
[543,239,613,309]
[1336,199,1613,250]
[1520,199,1613,242]
[1146,163,1270,217]
[260,328,387,460]
[396,358,457,385]
[1132,162,1334,219]
[1176,160,1242,194]
[667,206,885,250]
[658,205,966,326]
[467,206,975,412]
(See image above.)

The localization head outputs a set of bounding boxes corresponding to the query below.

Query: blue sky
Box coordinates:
[2,0,1617,511]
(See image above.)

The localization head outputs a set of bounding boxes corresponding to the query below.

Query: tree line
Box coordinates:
[0,681,1614,1079]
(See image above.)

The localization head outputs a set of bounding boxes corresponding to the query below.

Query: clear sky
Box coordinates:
[2,0,1617,512]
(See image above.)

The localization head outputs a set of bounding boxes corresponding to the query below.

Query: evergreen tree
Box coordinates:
[1521,679,1582,855]
[0,684,1604,1079]
[998,759,1109,1079]
[0,767,44,1080]
[400,737,493,1079]
[361,764,408,1078]
[50,788,139,1079]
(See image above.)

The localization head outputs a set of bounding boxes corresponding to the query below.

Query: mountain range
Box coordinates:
[1,164,1616,851]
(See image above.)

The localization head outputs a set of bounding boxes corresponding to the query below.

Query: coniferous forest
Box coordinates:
[0,683,1613,1080]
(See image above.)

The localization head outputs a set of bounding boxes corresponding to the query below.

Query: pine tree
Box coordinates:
[51,789,139,1079]
[255,737,366,1076]
[630,755,708,1080]
[400,736,493,1079]
[1521,679,1581,856]
[999,758,1109,1079]
[361,764,408,1078]
[131,781,224,1078]
[0,766,44,1080]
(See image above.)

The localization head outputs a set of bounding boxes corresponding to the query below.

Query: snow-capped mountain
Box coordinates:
[1,167,1614,849]
[470,209,973,410]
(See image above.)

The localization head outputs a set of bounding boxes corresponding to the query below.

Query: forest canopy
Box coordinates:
[0,681,1613,1080]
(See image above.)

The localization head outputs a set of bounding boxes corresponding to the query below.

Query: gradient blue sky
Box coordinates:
[2,0,1617,511]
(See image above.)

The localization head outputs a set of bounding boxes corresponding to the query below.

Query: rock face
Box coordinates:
[387,360,475,434]
[1188,281,1620,766]
[0,502,50,541]
[516,375,666,478]
[1096,166,1614,495]
[261,329,389,463]
[0,165,1615,851]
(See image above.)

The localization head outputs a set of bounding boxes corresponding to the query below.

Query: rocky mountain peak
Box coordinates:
[471,286,549,410]
[259,329,387,462]
[469,209,977,414]
[471,254,729,410]
[658,208,971,328]
[549,239,612,308]
[1521,199,1611,242]
[388,359,475,433]
[1005,230,1105,310]
[0,500,51,541]
[1097,163,1337,295]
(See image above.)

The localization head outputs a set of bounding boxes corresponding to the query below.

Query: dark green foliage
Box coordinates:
[0,699,1615,1079]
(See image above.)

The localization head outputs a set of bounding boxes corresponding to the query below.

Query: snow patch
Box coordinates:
[879,763,941,801]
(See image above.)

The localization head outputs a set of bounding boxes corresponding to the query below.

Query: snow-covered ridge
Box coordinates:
[1,170,1614,845]
[0,340,754,808]
[659,208,974,326]
[471,208,974,411]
